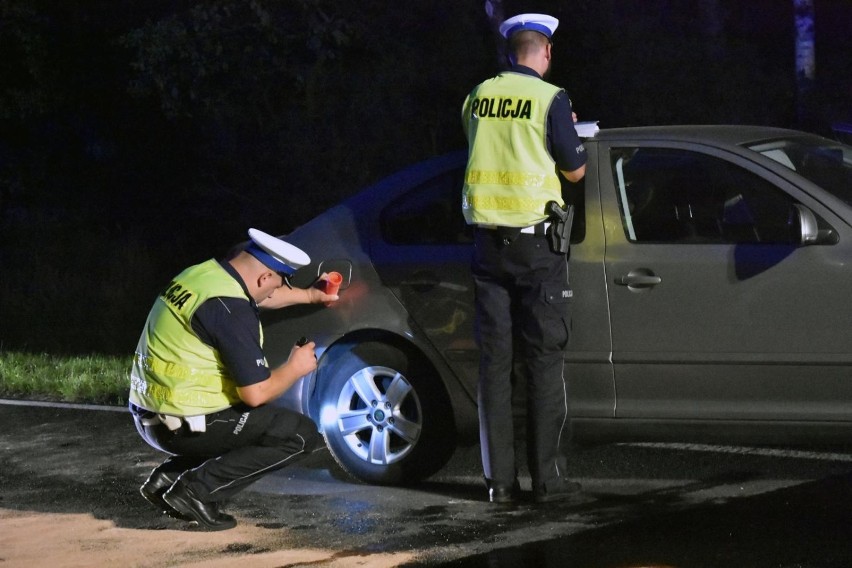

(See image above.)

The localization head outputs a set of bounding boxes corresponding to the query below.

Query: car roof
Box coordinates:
[591,124,812,147]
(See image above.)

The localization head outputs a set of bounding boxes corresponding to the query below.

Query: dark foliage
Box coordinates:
[0,0,849,354]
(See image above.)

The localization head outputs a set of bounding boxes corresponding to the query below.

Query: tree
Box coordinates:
[120,0,489,229]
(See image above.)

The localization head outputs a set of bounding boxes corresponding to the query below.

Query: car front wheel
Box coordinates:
[317,340,455,485]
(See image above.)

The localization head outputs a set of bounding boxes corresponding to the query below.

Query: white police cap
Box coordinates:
[499,13,559,39]
[245,228,310,276]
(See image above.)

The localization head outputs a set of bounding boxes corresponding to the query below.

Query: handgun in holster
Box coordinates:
[546,200,574,254]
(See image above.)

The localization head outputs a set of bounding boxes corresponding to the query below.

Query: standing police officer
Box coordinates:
[461,13,587,504]
[129,228,338,530]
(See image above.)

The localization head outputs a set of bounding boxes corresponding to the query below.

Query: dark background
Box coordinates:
[1,0,850,355]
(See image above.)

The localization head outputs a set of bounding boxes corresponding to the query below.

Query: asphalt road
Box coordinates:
[4,400,852,567]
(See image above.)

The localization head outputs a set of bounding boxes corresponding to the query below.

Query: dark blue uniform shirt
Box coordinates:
[190,260,271,388]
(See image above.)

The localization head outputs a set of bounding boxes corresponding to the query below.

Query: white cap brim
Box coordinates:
[499,13,559,39]
[246,228,310,275]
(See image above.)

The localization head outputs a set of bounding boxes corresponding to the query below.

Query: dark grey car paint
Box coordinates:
[259,126,852,483]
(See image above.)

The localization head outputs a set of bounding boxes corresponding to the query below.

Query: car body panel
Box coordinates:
[259,125,852,483]
[560,145,619,418]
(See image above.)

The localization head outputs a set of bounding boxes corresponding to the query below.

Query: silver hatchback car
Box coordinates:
[261,125,852,485]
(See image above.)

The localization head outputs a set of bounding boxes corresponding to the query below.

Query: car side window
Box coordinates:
[380,167,587,245]
[380,169,474,245]
[611,147,804,245]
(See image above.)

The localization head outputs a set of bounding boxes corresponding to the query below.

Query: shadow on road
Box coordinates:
[411,471,852,567]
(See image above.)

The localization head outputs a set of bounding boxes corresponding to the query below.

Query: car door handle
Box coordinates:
[615,270,662,288]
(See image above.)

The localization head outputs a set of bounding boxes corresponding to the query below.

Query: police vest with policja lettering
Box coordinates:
[462,72,564,227]
[129,259,262,416]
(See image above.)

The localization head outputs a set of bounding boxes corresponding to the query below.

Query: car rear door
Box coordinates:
[368,165,480,398]
[597,140,852,423]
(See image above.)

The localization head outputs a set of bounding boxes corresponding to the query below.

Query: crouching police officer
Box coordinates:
[462,13,587,504]
[129,228,338,530]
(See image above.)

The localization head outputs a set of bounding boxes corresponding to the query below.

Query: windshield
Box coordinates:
[746,136,852,207]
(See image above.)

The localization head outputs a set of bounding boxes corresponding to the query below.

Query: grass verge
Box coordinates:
[0,351,130,406]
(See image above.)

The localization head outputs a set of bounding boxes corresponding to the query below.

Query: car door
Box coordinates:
[598,141,852,423]
[369,165,480,396]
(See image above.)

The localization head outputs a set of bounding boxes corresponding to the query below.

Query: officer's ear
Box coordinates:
[258,270,278,288]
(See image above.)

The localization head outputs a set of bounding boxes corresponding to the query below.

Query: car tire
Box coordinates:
[317,340,455,485]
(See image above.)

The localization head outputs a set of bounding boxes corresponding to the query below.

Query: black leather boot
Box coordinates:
[163,477,237,531]
[140,468,191,521]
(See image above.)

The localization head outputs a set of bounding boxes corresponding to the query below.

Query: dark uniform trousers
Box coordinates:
[472,226,572,493]
[132,403,322,502]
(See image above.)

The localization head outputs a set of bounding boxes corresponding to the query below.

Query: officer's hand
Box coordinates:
[288,340,318,376]
[306,286,338,305]
[306,273,340,305]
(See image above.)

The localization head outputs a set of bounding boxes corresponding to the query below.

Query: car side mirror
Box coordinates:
[794,204,818,245]
[794,204,838,245]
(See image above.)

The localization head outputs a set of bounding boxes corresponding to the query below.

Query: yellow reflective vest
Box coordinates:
[129,259,259,416]
[461,71,564,227]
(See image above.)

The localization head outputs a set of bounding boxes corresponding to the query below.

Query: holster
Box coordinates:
[546,200,574,254]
